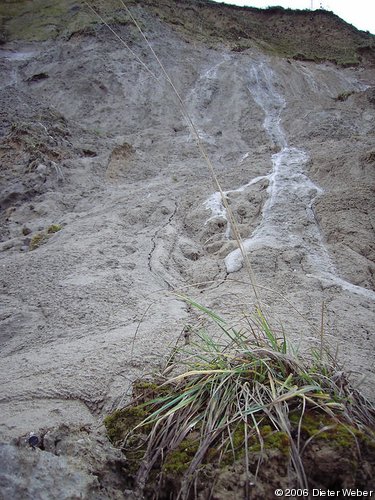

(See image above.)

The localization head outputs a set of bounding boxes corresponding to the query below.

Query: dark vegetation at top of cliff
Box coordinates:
[0,0,374,66]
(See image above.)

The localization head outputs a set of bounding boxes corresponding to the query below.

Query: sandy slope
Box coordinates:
[0,10,374,447]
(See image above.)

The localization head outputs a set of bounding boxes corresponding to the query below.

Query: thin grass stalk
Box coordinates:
[83,2,160,81]
[250,412,264,481]
[86,0,262,306]
[243,412,251,500]
[297,395,307,453]
[320,301,325,360]
[276,400,309,490]
[180,427,223,499]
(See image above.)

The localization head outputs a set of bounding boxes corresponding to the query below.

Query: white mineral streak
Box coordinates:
[218,59,374,299]
[224,60,328,273]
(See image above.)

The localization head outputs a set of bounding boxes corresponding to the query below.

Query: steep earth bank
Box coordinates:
[0,0,374,497]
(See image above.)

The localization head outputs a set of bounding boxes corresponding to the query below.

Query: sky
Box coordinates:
[210,0,375,34]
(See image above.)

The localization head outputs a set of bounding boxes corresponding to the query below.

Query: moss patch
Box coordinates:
[29,232,47,251]
[335,90,356,101]
[261,429,290,455]
[104,405,153,479]
[105,375,375,498]
[104,405,150,445]
[47,224,62,234]
[0,0,133,42]
[163,437,200,474]
[29,225,62,251]
[290,410,371,451]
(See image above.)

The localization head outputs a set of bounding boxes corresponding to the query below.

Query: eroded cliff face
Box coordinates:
[0,0,374,495]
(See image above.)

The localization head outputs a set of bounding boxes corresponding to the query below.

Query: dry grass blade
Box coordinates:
[104,299,375,498]
[84,0,262,306]
[80,4,375,496]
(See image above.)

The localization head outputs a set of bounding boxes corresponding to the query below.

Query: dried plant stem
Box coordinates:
[85,0,261,307]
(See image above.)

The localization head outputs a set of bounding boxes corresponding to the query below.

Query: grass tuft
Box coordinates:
[47,224,62,234]
[29,224,62,250]
[105,299,375,497]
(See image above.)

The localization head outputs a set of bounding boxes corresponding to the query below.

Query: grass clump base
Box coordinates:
[105,300,375,498]
[47,224,62,234]
[29,224,62,250]
[29,232,48,251]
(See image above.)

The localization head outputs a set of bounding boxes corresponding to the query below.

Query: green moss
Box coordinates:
[265,431,290,454]
[203,445,220,464]
[104,379,182,478]
[289,410,370,450]
[218,421,290,466]
[132,379,172,404]
[132,380,162,394]
[0,0,131,41]
[318,425,356,448]
[335,90,356,101]
[104,404,160,478]
[104,405,149,444]
[28,225,61,250]
[29,232,47,250]
[246,425,290,455]
[47,224,62,234]
[163,437,200,474]
[220,422,247,463]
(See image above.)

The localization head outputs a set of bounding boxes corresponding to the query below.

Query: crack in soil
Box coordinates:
[147,200,178,290]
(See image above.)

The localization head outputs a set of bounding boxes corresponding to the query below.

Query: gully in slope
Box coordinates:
[204,58,374,300]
